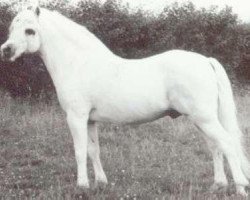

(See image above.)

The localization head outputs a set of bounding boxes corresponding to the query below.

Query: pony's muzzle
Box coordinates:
[1,44,15,61]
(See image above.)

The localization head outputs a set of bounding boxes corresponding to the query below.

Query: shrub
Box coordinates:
[0,0,249,97]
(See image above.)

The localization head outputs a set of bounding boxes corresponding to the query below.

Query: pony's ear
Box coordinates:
[27,6,40,16]
[35,7,40,16]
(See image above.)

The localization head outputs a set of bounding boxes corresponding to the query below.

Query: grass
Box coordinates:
[0,89,250,199]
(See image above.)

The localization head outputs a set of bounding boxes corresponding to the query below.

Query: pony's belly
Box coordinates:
[89,102,168,124]
[88,68,169,124]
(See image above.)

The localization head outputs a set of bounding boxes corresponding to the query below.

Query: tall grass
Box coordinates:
[0,89,249,199]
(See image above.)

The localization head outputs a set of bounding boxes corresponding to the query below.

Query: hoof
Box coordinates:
[209,182,228,192]
[236,186,248,197]
[77,185,89,191]
[94,180,108,191]
[77,180,90,189]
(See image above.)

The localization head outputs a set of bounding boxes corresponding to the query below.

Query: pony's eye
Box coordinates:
[25,28,35,35]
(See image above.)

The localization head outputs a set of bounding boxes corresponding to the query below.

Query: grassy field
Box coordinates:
[0,88,250,200]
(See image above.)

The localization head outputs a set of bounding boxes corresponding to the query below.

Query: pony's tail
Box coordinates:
[209,58,238,135]
[209,57,250,179]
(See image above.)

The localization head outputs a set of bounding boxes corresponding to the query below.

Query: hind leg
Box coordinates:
[205,137,228,190]
[195,116,248,196]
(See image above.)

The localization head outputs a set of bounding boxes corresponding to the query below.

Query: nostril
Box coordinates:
[2,45,13,59]
[4,46,11,53]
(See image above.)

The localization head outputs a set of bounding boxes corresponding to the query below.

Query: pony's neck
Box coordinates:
[37,8,114,86]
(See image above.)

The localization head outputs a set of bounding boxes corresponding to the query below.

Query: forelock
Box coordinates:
[11,10,38,29]
[15,10,37,22]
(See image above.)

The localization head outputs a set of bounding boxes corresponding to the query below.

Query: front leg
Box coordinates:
[67,109,89,188]
[87,121,108,187]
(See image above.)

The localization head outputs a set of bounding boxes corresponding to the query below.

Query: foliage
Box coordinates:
[0,0,249,97]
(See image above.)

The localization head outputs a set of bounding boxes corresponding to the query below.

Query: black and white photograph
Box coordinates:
[0,0,250,199]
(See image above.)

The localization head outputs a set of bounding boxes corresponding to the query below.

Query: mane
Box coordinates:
[40,8,114,56]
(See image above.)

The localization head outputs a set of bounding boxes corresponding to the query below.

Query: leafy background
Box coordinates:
[0,0,250,97]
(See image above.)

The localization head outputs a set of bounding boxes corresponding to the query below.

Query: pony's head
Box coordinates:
[1,6,41,62]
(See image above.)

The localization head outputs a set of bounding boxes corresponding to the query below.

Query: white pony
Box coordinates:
[1,6,250,195]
